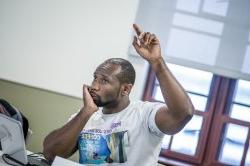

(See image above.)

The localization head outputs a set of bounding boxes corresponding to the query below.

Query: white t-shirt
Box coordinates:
[72,101,165,166]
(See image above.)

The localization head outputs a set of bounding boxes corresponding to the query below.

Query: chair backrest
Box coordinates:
[0,99,29,140]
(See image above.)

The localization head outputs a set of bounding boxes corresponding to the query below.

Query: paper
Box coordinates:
[52,156,84,166]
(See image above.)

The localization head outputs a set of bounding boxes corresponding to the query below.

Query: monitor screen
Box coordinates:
[0,114,28,164]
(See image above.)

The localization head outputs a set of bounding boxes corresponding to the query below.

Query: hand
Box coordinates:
[82,85,98,113]
[132,24,162,63]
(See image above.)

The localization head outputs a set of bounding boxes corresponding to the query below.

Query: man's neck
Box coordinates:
[102,98,130,114]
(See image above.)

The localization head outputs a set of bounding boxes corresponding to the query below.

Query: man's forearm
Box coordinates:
[43,107,93,161]
[150,57,194,117]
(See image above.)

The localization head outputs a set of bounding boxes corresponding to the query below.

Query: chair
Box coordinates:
[0,99,29,140]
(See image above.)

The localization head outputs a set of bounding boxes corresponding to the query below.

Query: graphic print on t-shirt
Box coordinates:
[78,123,128,164]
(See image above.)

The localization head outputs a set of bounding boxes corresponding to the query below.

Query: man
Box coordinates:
[43,24,194,165]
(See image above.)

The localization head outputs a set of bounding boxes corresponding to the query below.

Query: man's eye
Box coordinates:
[102,79,108,84]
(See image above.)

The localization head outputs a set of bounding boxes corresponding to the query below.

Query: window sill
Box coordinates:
[158,156,197,166]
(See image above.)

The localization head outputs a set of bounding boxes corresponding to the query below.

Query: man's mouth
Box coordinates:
[90,92,98,99]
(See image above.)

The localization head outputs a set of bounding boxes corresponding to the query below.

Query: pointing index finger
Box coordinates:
[133,24,143,36]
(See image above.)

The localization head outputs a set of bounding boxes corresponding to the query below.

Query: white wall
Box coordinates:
[0,0,149,100]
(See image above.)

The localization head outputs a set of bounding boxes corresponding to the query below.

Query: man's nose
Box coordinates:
[91,81,100,91]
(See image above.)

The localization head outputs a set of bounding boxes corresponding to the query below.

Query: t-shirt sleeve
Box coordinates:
[140,101,166,137]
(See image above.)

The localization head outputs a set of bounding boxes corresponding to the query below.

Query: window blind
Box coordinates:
[129,0,250,81]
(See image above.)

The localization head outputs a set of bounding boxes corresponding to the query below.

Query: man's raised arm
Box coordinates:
[132,24,194,135]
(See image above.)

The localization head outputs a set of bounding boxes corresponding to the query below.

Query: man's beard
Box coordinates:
[94,99,112,107]
[93,96,118,108]
[91,88,121,108]
[93,96,112,107]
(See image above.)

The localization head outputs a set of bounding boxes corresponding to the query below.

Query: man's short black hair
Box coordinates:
[102,58,136,85]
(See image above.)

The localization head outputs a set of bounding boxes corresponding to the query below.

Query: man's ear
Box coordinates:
[121,83,133,96]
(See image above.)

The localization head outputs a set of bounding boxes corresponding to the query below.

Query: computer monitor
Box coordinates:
[0,114,28,165]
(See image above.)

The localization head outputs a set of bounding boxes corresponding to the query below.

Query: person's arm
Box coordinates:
[43,85,98,162]
[132,24,194,135]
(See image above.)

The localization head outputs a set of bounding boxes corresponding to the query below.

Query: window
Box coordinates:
[215,80,250,165]
[143,64,250,165]
[135,0,250,164]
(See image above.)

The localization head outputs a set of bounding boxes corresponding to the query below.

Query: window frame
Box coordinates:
[143,66,250,165]
[204,78,250,165]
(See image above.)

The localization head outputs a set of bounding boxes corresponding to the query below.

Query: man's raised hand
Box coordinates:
[132,24,162,63]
